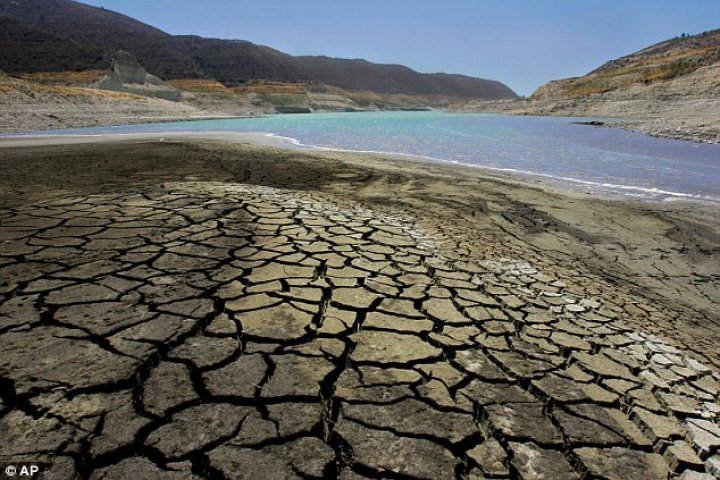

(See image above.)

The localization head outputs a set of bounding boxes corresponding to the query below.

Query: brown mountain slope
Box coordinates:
[298,56,516,98]
[0,0,516,99]
[463,29,720,143]
[532,29,720,99]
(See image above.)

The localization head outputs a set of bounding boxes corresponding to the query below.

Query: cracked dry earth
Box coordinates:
[1,181,719,480]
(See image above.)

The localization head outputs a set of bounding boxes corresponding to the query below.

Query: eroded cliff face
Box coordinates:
[0,72,213,133]
[95,51,182,102]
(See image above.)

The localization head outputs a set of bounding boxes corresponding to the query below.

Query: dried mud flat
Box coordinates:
[0,139,719,479]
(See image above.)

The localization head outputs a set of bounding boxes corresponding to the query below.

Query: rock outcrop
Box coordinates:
[95,51,182,102]
[0,73,213,133]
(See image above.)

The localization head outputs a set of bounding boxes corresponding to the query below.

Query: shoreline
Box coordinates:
[3,105,717,146]
[0,113,252,136]
[458,100,720,145]
[3,129,719,208]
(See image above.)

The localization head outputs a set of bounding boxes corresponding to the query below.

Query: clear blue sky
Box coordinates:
[82,0,719,96]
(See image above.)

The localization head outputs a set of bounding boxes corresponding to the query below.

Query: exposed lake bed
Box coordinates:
[1,134,717,329]
[2,2,719,476]
[1,122,719,479]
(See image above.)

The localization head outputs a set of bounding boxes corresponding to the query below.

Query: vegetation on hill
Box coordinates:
[19,70,107,85]
[0,15,106,73]
[167,79,234,95]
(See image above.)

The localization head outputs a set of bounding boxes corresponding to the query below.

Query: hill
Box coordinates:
[0,0,516,100]
[531,29,720,99]
[297,57,515,98]
[463,29,720,143]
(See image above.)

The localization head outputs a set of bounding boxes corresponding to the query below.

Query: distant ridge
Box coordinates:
[297,56,516,98]
[0,0,517,99]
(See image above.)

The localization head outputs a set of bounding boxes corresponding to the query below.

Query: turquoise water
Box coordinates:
[13,111,720,202]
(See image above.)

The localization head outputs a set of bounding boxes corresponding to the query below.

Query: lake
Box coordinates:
[12,111,720,203]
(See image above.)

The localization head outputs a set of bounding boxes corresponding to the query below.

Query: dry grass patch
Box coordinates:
[45,85,147,101]
[235,82,307,95]
[20,70,107,85]
[168,79,231,94]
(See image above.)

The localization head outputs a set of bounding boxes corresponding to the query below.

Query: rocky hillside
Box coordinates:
[94,51,182,102]
[0,0,516,100]
[0,71,216,133]
[532,29,720,100]
[464,29,720,143]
